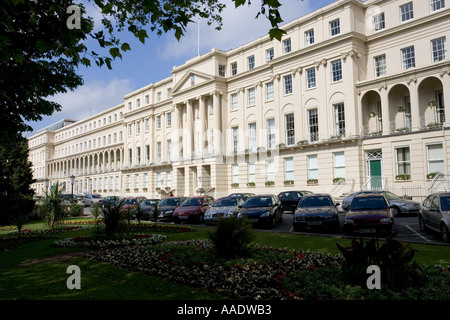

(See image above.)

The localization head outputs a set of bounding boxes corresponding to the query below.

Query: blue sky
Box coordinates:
[25,0,338,137]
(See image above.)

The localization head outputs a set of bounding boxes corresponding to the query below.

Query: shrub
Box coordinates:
[100,200,127,238]
[336,237,420,290]
[67,203,83,217]
[208,216,255,259]
[40,182,66,228]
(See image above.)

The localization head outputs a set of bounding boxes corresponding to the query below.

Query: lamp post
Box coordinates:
[70,175,75,200]
[44,179,49,194]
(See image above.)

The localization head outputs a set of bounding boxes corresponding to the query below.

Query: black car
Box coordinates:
[277,190,312,213]
[140,199,160,220]
[293,193,340,232]
[102,196,120,206]
[229,193,255,200]
[237,194,283,228]
[344,193,395,236]
[157,197,186,222]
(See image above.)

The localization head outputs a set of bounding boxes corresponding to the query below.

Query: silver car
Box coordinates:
[204,196,245,225]
[82,194,103,207]
[419,193,450,243]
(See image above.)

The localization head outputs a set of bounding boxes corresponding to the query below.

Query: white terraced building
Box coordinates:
[28,0,450,201]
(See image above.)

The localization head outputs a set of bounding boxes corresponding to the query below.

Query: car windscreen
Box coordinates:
[123,198,136,205]
[92,194,101,198]
[440,196,450,211]
[350,197,388,210]
[383,192,400,200]
[142,200,158,206]
[180,198,202,207]
[299,196,332,207]
[243,197,272,208]
[159,198,179,206]
[213,198,237,207]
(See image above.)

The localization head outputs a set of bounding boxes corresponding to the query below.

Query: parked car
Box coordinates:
[293,193,340,232]
[237,194,283,228]
[60,194,78,204]
[173,195,215,224]
[277,190,312,213]
[139,199,160,220]
[419,193,450,242]
[344,193,395,236]
[228,193,255,199]
[82,194,103,207]
[204,196,246,225]
[157,197,186,222]
[120,196,147,215]
[102,196,121,206]
[342,190,420,216]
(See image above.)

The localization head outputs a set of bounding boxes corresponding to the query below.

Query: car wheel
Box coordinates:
[392,206,401,217]
[198,214,204,224]
[419,215,427,233]
[270,216,276,228]
[441,224,450,243]
[389,221,397,236]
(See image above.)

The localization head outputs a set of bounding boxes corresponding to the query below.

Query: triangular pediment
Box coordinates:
[172,69,215,94]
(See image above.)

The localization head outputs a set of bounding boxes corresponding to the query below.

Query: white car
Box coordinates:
[82,194,103,207]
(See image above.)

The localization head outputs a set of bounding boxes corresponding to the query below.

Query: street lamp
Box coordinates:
[70,175,75,200]
[44,179,49,194]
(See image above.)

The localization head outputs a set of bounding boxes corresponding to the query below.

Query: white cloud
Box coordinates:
[158,0,319,60]
[50,78,133,121]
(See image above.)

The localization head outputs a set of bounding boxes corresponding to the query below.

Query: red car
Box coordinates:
[120,197,147,215]
[173,195,215,224]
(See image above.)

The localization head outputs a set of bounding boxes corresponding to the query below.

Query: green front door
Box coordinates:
[369,160,382,190]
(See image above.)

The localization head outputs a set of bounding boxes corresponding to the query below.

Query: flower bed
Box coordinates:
[83,239,450,300]
[83,240,344,300]
[53,233,167,249]
[128,224,193,233]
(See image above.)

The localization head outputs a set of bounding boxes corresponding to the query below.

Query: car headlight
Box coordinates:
[380,218,391,224]
[344,218,354,225]
[166,210,173,214]
[261,211,271,217]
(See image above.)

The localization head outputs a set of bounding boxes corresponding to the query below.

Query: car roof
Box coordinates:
[248,194,275,198]
[354,193,386,198]
[217,196,242,200]
[302,193,331,197]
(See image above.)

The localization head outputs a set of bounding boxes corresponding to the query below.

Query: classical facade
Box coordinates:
[28,0,450,200]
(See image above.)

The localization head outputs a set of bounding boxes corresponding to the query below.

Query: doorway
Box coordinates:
[366,150,383,190]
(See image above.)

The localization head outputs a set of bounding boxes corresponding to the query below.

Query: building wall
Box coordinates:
[29,0,450,201]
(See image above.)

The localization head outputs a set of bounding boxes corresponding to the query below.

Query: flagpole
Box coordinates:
[197,17,200,56]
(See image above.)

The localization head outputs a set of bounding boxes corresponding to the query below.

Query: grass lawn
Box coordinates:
[1,217,449,300]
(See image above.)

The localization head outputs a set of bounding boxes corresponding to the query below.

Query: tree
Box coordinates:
[0,0,290,139]
[0,133,36,224]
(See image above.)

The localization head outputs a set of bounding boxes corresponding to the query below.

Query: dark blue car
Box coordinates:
[237,194,283,228]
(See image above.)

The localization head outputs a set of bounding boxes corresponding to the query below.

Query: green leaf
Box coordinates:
[268,28,286,41]
[13,53,24,64]
[121,42,131,52]
[137,29,148,43]
[81,57,91,66]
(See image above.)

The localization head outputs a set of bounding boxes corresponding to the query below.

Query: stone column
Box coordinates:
[185,100,193,159]
[172,105,181,161]
[198,96,206,156]
[213,92,222,155]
